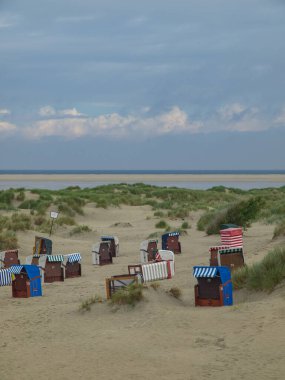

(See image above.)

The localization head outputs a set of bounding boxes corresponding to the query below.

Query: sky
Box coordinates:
[0,0,285,170]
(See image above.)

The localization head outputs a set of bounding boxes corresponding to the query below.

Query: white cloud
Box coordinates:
[213,103,265,132]
[60,108,84,117]
[218,103,247,121]
[275,106,285,124]
[38,106,56,117]
[0,121,17,135]
[0,108,11,115]
[25,118,88,139]
[17,104,283,140]
[25,107,202,139]
[38,106,83,117]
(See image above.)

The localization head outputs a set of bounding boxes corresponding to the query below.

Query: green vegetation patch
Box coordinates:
[273,220,285,239]
[109,283,145,306]
[168,286,182,299]
[155,220,169,229]
[232,247,285,292]
[70,225,91,236]
[79,295,103,312]
[7,213,32,231]
[198,196,265,235]
[0,231,18,250]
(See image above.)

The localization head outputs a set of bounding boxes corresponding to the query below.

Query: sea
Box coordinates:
[0,170,284,191]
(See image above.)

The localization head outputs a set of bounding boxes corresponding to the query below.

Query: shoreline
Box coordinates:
[0,173,285,183]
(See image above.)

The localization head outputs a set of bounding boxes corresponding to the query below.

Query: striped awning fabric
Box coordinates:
[219,247,243,254]
[193,267,218,278]
[9,265,24,274]
[168,232,180,237]
[46,255,64,262]
[209,245,229,252]
[0,268,12,286]
[220,228,243,247]
[65,253,82,263]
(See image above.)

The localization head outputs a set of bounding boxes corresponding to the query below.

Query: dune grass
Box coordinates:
[168,286,182,299]
[273,220,285,239]
[1,185,284,238]
[6,213,32,231]
[0,231,18,250]
[232,247,285,292]
[149,282,160,290]
[70,225,91,236]
[79,295,103,312]
[197,196,265,234]
[109,283,145,306]
[155,220,169,229]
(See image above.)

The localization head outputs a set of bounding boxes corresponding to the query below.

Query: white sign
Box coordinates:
[50,211,59,219]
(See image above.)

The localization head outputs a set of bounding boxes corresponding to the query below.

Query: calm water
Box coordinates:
[1,170,285,175]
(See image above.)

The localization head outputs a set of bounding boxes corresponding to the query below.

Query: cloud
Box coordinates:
[38,106,56,117]
[25,118,88,139]
[60,108,84,117]
[213,103,265,132]
[16,104,284,140]
[25,107,202,139]
[218,103,247,121]
[275,106,285,124]
[0,108,11,115]
[0,121,17,135]
[38,106,83,117]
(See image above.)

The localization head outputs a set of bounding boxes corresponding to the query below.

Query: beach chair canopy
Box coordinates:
[101,236,119,245]
[162,231,180,239]
[46,255,64,262]
[218,247,243,254]
[193,265,231,284]
[0,268,13,286]
[64,253,82,263]
[220,224,240,230]
[0,265,29,283]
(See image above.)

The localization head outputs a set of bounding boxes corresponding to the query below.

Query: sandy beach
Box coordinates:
[1,202,285,380]
[0,173,285,183]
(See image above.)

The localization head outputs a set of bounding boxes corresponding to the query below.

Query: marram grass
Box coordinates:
[232,247,285,292]
[109,283,145,306]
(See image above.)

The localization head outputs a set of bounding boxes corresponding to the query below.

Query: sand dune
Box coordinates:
[0,205,284,380]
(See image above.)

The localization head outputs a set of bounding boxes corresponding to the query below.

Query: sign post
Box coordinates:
[49,211,59,237]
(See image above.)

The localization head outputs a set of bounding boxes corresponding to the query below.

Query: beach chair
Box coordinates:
[193,266,233,307]
[101,236,119,257]
[209,246,245,271]
[12,265,42,298]
[161,232,181,254]
[0,249,20,268]
[140,239,158,263]
[92,241,113,265]
[33,236,52,256]
[63,253,82,278]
